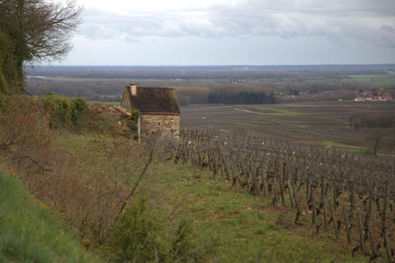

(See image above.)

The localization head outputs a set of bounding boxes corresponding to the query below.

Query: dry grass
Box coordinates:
[0,95,153,246]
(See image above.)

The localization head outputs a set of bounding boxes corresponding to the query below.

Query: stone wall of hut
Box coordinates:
[140,114,180,137]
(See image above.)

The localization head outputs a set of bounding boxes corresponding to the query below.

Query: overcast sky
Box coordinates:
[59,0,395,65]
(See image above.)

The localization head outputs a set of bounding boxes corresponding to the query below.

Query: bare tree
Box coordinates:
[0,0,81,91]
[366,129,383,155]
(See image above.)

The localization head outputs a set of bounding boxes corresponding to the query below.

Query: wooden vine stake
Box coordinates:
[358,212,365,253]
[343,206,352,244]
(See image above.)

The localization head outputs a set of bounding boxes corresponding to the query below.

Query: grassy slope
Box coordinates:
[53,134,371,262]
[0,172,99,263]
[142,162,368,263]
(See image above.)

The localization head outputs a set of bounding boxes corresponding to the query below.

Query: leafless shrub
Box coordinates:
[24,136,153,245]
[0,95,154,245]
[0,95,53,172]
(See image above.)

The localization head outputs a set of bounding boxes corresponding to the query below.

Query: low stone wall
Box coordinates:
[140,114,180,137]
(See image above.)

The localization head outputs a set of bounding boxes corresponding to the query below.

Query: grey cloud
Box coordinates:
[79,0,395,46]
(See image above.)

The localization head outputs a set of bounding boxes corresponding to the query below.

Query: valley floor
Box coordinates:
[181,101,395,154]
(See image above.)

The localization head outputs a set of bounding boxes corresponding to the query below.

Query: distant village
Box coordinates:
[354,89,393,102]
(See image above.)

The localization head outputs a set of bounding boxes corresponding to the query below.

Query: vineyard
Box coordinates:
[162,129,395,262]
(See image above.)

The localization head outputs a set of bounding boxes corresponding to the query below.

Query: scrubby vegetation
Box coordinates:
[0,172,98,262]
[126,108,140,140]
[0,94,210,262]
[42,94,89,128]
[109,199,204,263]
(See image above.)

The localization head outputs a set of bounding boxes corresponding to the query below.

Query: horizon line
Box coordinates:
[26,63,395,67]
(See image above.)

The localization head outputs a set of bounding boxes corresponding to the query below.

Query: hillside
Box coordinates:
[0,132,372,262]
[64,135,370,262]
[1,133,368,262]
[0,94,392,262]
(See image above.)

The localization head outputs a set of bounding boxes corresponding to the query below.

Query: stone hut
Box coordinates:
[120,84,180,138]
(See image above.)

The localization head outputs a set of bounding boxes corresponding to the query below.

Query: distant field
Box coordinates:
[304,73,395,86]
[180,101,395,153]
[346,73,395,85]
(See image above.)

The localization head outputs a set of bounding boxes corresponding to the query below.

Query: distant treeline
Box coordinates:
[26,79,278,105]
[207,86,275,104]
